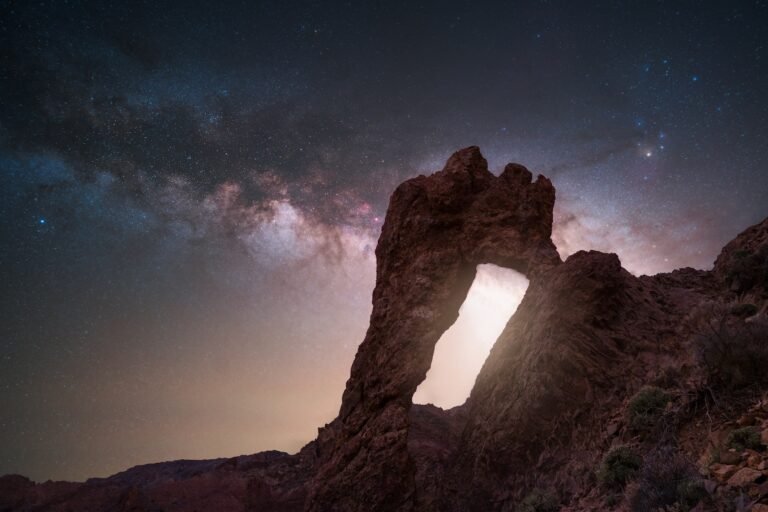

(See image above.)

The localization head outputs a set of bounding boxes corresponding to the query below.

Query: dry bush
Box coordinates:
[690,300,768,389]
[730,302,758,318]
[626,447,706,512]
[597,445,642,490]
[724,245,768,294]
[726,426,762,451]
[627,386,670,431]
[515,489,559,512]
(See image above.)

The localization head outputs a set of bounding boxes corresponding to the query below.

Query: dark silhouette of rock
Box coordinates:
[307,146,561,511]
[0,450,316,512]
[445,251,685,509]
[714,217,768,294]
[3,147,768,512]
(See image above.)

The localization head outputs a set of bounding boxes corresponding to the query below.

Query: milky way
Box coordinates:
[1,0,768,481]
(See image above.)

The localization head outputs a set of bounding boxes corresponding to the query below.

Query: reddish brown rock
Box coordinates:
[711,464,739,480]
[0,475,82,511]
[443,249,694,510]
[726,467,762,487]
[0,451,314,512]
[306,146,560,511]
[719,450,743,465]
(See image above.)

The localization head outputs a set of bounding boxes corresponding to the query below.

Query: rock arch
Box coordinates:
[307,147,561,511]
[413,264,529,408]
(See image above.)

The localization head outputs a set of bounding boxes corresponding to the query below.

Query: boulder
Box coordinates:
[726,467,762,487]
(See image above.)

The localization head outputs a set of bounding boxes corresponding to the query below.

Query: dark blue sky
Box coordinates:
[2,0,767,481]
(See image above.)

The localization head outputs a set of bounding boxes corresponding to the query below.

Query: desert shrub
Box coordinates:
[724,244,768,293]
[597,445,642,489]
[604,492,622,507]
[730,303,758,318]
[627,447,707,512]
[515,489,559,512]
[628,386,670,431]
[653,366,683,389]
[674,479,708,508]
[726,426,762,451]
[693,304,768,388]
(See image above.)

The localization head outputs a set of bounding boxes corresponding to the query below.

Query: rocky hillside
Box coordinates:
[2,147,767,511]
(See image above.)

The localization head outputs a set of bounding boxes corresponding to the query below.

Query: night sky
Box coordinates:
[2,0,768,482]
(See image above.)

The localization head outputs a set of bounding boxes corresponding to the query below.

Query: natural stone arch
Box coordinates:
[307,147,561,511]
[413,264,529,408]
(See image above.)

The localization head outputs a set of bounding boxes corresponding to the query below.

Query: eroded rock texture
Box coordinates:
[307,146,561,511]
[445,251,685,510]
[307,147,768,511]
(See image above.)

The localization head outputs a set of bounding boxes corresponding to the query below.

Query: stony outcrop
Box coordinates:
[714,217,768,295]
[307,146,560,511]
[445,251,675,509]
[3,147,768,511]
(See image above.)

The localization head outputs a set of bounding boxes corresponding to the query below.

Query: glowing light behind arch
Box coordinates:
[413,264,529,408]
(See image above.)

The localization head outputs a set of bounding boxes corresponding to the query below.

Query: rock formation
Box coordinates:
[3,146,768,512]
[714,217,768,294]
[307,146,560,511]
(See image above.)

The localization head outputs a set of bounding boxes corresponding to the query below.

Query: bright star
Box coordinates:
[39,218,46,225]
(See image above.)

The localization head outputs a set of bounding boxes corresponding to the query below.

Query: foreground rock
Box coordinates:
[3,147,768,511]
[308,146,560,511]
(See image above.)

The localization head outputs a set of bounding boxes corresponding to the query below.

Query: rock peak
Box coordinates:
[441,145,489,175]
[501,162,533,185]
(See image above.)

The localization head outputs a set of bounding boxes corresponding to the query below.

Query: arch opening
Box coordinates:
[413,264,529,409]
